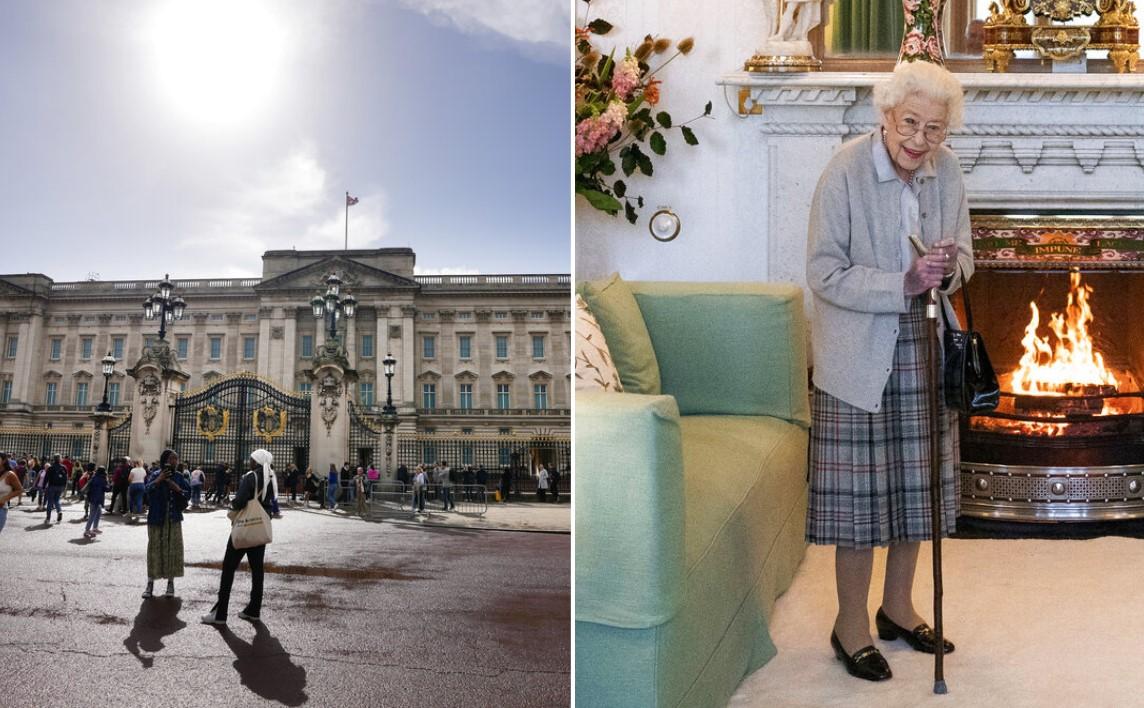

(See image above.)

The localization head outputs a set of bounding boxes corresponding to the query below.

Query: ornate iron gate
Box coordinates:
[171,373,310,473]
[348,401,383,469]
[108,414,132,463]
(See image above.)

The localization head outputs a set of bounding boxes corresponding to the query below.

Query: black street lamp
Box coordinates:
[382,353,397,416]
[97,352,116,412]
[381,353,398,475]
[310,272,357,343]
[143,273,186,340]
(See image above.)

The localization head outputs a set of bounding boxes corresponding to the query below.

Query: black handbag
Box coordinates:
[941,285,1000,414]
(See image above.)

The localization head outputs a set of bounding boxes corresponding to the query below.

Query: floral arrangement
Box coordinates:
[575,0,712,224]
[899,0,945,64]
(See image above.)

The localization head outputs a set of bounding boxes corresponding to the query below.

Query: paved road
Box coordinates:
[0,498,570,707]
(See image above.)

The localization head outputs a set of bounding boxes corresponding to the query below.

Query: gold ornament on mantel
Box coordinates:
[745,0,823,72]
[983,0,1139,72]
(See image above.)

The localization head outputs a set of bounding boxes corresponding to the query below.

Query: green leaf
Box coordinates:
[681,125,698,146]
[649,131,666,156]
[599,158,616,176]
[614,180,627,198]
[587,19,613,34]
[656,112,672,129]
[625,201,638,224]
[620,146,636,177]
[630,144,653,176]
[704,101,712,116]
[576,185,622,215]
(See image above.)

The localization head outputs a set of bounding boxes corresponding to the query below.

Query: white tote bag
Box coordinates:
[230,471,273,549]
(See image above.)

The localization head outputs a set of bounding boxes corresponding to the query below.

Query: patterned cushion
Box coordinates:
[575,294,624,392]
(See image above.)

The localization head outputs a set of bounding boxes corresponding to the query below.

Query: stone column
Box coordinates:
[511,310,530,410]
[256,306,273,379]
[283,309,298,389]
[400,306,416,408]
[126,341,189,466]
[307,341,357,474]
[12,310,43,404]
[91,410,115,469]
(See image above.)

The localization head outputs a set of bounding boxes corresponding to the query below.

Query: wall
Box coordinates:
[575,0,772,282]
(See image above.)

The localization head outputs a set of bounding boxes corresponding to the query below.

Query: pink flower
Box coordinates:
[903,0,920,11]
[904,8,915,25]
[575,101,628,156]
[926,35,943,60]
[611,54,641,102]
[903,31,924,57]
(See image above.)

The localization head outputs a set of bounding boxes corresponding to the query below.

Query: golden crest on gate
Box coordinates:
[253,405,287,443]
[196,405,229,441]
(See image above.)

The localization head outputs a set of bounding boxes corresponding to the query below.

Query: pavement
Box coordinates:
[1,496,570,708]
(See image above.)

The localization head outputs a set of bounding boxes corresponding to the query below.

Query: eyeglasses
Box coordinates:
[893,116,948,143]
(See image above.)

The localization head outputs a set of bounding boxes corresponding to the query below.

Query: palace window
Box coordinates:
[301,335,313,358]
[458,335,472,360]
[496,383,510,410]
[45,382,57,406]
[81,337,93,360]
[5,336,16,359]
[209,336,222,360]
[299,382,312,397]
[243,336,256,360]
[1,380,11,403]
[495,335,509,360]
[360,382,374,406]
[532,335,545,359]
[459,383,473,410]
[112,337,124,360]
[49,338,62,361]
[75,382,88,407]
[422,383,437,409]
[533,383,548,410]
[361,334,374,358]
[423,335,436,359]
[176,337,189,360]
[108,382,120,407]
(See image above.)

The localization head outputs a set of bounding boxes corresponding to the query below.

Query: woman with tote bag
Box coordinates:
[201,448,278,625]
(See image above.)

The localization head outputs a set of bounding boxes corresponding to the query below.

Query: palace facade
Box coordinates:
[0,248,571,440]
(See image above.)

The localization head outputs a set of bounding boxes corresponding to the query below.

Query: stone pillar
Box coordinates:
[126,341,189,466]
[401,306,416,408]
[306,341,357,474]
[91,410,115,469]
[283,310,298,390]
[256,306,273,379]
[12,310,43,404]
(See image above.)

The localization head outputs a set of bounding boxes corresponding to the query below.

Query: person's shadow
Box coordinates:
[208,621,308,706]
[123,598,187,668]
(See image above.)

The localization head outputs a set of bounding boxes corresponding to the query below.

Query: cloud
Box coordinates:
[175,144,390,276]
[397,0,568,60]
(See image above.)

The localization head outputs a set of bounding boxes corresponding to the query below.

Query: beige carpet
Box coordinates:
[731,537,1144,708]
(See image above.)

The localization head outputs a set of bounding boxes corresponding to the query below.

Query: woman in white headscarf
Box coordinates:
[201,448,277,625]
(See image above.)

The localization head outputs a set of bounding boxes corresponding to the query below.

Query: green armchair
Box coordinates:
[576,281,811,707]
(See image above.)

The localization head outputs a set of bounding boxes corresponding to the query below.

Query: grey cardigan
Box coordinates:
[806,130,974,413]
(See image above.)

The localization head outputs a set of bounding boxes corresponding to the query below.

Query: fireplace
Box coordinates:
[958,214,1144,521]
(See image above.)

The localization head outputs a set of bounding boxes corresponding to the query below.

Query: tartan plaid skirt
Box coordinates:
[806,298,959,548]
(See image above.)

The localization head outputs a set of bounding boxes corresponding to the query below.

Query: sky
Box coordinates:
[0,0,570,281]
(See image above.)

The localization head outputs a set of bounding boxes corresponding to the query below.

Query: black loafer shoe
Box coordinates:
[876,608,955,654]
[831,631,892,682]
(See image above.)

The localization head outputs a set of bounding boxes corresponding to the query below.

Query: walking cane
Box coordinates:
[910,235,948,695]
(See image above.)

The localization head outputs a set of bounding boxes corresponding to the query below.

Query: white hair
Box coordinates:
[872,61,965,129]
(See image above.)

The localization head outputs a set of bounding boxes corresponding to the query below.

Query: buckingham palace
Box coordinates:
[0,248,570,472]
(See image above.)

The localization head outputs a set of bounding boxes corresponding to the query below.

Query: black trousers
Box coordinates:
[214,537,266,619]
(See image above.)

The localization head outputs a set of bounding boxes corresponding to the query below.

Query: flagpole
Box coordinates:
[344,191,349,250]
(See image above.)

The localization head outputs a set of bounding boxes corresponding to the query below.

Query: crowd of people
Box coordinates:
[1,451,571,534]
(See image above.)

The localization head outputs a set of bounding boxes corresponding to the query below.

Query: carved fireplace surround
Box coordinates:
[717,71,1144,521]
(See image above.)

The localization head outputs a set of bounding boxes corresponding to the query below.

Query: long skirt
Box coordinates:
[806,298,959,548]
[147,519,185,579]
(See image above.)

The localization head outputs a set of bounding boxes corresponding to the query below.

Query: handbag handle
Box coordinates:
[937,270,975,333]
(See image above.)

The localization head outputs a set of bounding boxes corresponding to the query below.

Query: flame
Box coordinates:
[1008,270,1118,396]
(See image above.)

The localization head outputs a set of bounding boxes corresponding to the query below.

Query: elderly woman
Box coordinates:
[142,448,190,598]
[805,61,972,682]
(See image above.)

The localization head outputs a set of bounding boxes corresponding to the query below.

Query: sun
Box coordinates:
[146,0,287,127]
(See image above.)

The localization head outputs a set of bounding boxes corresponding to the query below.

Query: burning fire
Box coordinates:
[1008,270,1118,396]
[972,270,1141,437]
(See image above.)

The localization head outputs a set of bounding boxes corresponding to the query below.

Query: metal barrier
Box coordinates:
[364,482,487,517]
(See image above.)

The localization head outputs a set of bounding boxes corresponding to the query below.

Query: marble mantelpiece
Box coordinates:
[715,71,1144,293]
